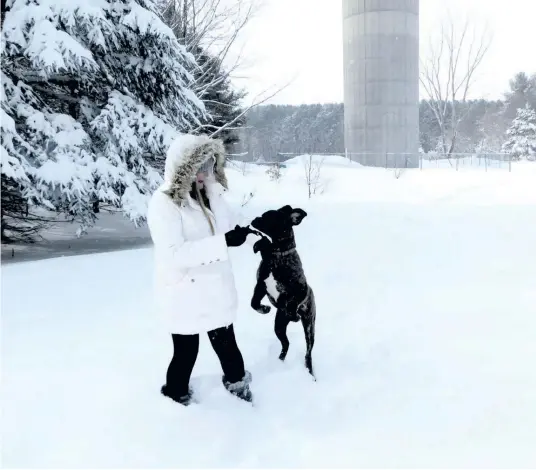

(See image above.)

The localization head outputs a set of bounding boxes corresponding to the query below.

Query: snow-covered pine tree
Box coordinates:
[1,0,204,240]
[501,105,536,161]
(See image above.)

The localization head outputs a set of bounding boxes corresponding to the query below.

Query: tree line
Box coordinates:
[234,72,536,162]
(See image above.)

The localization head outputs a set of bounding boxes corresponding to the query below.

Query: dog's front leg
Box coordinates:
[251,281,271,314]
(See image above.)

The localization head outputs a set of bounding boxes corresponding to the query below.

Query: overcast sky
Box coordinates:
[230,0,536,105]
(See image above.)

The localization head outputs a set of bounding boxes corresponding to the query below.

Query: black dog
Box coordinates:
[249,205,316,378]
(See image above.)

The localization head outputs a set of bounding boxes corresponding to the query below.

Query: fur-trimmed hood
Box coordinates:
[162,134,228,205]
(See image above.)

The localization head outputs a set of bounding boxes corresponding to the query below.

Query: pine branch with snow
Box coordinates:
[1,0,206,241]
[1,71,99,237]
[90,91,179,224]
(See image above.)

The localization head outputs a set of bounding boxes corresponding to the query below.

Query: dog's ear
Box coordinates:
[290,208,307,225]
[278,205,293,214]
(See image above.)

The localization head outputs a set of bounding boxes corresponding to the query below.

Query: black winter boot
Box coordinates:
[160,384,194,406]
[222,370,253,403]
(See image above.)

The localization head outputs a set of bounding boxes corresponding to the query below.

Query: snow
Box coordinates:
[2,161,536,467]
[122,1,175,39]
[283,154,361,168]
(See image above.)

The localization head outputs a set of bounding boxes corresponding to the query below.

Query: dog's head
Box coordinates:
[250,205,307,240]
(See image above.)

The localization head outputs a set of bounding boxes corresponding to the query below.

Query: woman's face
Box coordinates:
[195,156,216,188]
[195,170,206,188]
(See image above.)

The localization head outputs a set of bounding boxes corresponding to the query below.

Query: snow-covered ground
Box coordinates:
[2,160,536,467]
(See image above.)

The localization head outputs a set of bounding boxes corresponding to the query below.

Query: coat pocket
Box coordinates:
[169,263,237,313]
[199,272,228,302]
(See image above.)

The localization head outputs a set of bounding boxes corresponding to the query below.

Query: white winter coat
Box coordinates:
[147,134,240,334]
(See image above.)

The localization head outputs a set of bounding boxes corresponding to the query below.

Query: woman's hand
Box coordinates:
[224,225,250,247]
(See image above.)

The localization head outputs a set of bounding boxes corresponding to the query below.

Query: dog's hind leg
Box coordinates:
[274,310,291,361]
[301,308,316,379]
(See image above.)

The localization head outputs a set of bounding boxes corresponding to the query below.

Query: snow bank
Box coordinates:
[225,158,536,211]
[2,163,536,467]
[283,154,363,168]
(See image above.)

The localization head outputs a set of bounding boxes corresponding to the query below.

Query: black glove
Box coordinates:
[225,225,250,247]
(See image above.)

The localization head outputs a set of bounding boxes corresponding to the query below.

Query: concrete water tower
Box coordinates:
[342,0,419,168]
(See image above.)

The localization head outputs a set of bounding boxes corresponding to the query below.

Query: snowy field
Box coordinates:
[2,159,536,468]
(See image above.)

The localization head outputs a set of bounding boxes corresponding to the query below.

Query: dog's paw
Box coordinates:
[253,237,271,254]
[254,305,271,314]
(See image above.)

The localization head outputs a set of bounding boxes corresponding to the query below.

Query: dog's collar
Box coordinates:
[271,237,296,256]
[272,246,296,256]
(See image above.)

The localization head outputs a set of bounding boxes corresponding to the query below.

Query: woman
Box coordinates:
[147,134,254,405]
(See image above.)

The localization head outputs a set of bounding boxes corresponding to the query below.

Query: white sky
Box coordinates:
[230,0,536,105]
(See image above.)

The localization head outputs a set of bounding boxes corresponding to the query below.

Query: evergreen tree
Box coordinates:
[191,48,245,152]
[502,105,536,161]
[503,72,536,120]
[1,0,204,241]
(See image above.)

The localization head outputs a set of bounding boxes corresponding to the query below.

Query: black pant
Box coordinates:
[166,324,245,396]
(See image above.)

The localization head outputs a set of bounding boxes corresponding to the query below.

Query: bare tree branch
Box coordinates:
[205,78,295,138]
[420,13,492,157]
[157,0,264,80]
